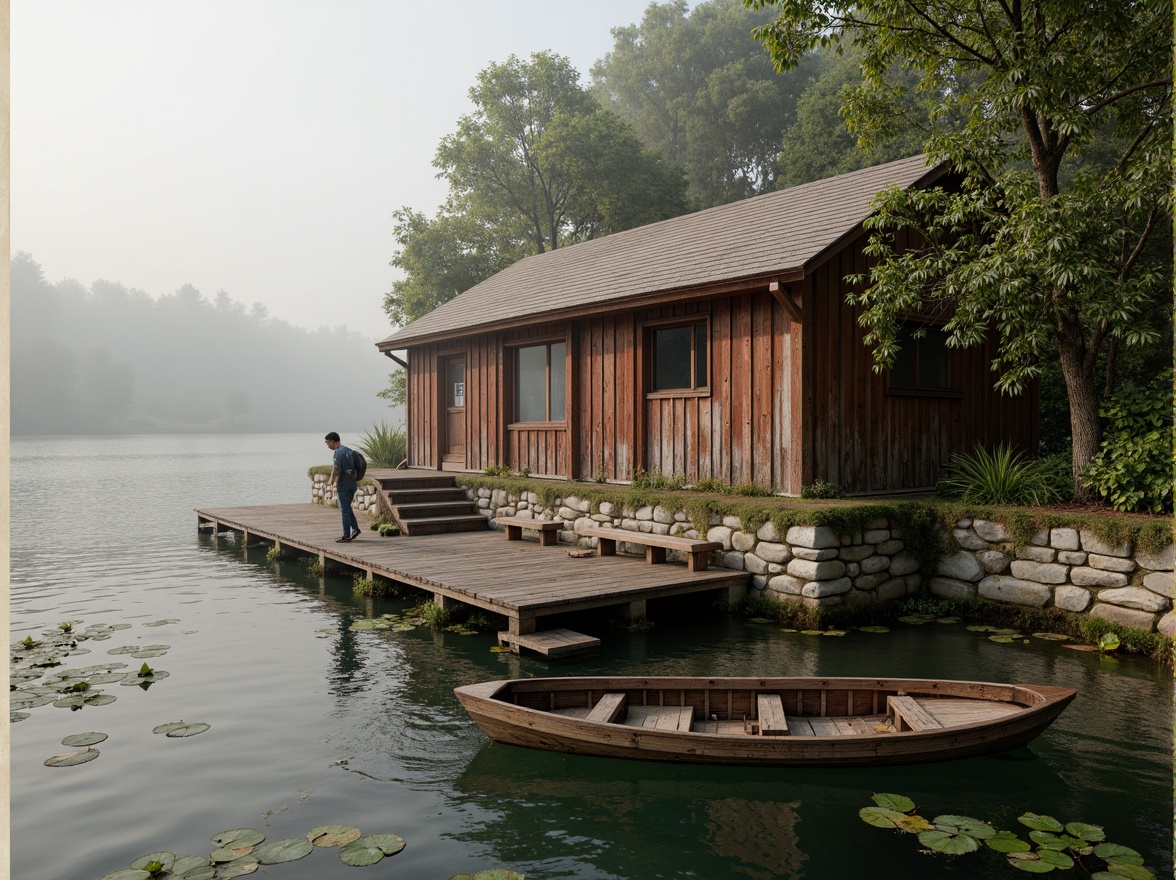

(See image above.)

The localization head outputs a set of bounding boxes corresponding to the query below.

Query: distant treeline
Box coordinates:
[10,252,398,435]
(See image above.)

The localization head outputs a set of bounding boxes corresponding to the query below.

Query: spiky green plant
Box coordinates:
[357,422,407,468]
[938,444,1068,506]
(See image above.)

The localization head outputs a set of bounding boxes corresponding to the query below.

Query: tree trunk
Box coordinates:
[1056,332,1102,500]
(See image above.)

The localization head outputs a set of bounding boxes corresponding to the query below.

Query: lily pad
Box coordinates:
[87,672,128,684]
[967,624,997,632]
[253,838,313,864]
[471,872,526,880]
[62,731,108,747]
[131,648,169,659]
[1019,813,1064,833]
[216,856,260,877]
[986,831,1032,853]
[1036,849,1074,869]
[489,646,512,653]
[99,871,151,880]
[872,793,915,812]
[44,748,100,767]
[860,807,909,829]
[54,692,117,709]
[821,630,847,636]
[153,721,210,737]
[1064,822,1105,842]
[1094,843,1144,865]
[10,711,30,723]
[173,866,215,880]
[170,855,213,875]
[800,629,824,636]
[143,619,179,627]
[350,620,379,631]
[12,693,56,710]
[989,635,1016,644]
[338,840,384,866]
[1032,632,1071,641]
[858,626,890,633]
[1062,643,1099,652]
[107,646,142,655]
[1102,863,1156,880]
[131,852,175,872]
[1007,852,1058,872]
[121,670,170,686]
[363,834,407,855]
[211,829,266,848]
[933,815,996,840]
[211,846,254,862]
[307,825,362,847]
[919,828,979,854]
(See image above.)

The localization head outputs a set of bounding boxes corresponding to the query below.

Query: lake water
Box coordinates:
[9,434,1173,880]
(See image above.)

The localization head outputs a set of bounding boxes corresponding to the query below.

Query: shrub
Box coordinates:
[357,421,407,468]
[801,480,844,499]
[937,444,1068,506]
[1082,376,1174,513]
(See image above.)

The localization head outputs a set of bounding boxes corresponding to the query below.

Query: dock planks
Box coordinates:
[196,503,749,638]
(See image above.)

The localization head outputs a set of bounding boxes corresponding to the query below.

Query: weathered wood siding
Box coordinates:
[804,232,1038,493]
[574,314,636,481]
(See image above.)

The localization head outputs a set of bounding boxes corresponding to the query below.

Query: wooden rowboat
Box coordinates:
[454,676,1076,767]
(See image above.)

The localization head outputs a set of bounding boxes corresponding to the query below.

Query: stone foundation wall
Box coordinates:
[463,486,1174,635]
[933,518,1175,635]
[310,473,380,516]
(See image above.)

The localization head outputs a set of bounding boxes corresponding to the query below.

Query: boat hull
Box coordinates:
[454,676,1075,768]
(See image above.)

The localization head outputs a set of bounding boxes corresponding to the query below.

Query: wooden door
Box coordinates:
[443,357,466,461]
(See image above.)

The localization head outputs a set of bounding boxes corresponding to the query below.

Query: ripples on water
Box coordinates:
[9,434,1173,880]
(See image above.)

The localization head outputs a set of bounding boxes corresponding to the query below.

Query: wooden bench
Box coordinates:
[495,516,561,547]
[580,526,722,572]
[756,693,790,736]
[585,692,627,724]
[623,705,695,731]
[888,695,942,732]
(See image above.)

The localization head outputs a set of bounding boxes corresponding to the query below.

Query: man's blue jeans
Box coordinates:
[336,485,360,536]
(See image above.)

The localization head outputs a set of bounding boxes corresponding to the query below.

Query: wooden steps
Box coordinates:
[376,473,488,536]
[497,627,601,657]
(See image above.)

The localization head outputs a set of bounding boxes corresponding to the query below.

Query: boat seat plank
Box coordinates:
[889,695,943,732]
[585,692,627,725]
[756,694,790,736]
[849,718,879,736]
[787,717,815,736]
[808,718,843,737]
[624,705,694,731]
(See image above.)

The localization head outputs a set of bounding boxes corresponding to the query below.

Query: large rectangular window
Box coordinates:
[515,341,566,422]
[888,323,952,393]
[651,321,708,392]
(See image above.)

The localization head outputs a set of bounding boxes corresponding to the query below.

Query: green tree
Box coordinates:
[386,51,687,327]
[593,0,819,207]
[78,347,135,431]
[750,0,1172,497]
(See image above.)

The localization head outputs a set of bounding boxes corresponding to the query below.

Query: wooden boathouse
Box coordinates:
[377,155,1038,494]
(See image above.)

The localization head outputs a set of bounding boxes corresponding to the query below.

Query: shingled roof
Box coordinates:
[378,154,946,349]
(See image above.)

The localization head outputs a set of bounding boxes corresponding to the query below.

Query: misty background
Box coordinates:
[10,252,400,435]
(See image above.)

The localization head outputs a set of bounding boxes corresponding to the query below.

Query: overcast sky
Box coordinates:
[13,0,684,338]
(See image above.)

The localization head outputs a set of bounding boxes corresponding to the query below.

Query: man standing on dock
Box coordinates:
[325,432,362,543]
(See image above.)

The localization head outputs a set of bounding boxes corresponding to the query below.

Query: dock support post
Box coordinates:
[433,593,454,611]
[724,582,747,604]
[619,599,646,623]
[508,614,537,636]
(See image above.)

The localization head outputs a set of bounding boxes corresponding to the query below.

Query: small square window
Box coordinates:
[651,321,708,392]
[889,323,952,392]
[515,341,566,422]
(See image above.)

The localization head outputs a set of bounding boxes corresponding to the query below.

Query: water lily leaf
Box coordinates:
[338,839,385,866]
[489,646,512,653]
[143,619,179,627]
[1029,831,1067,850]
[932,815,996,840]
[473,872,526,880]
[858,626,890,633]
[44,748,100,767]
[164,722,209,737]
[1036,849,1074,869]
[989,635,1015,644]
[1062,643,1099,652]
[211,845,256,862]
[121,670,169,686]
[1064,822,1105,842]
[918,829,979,854]
[54,692,116,709]
[216,857,259,877]
[211,829,265,848]
[821,630,847,636]
[170,855,212,875]
[860,807,908,829]
[254,838,313,864]
[871,793,915,812]
[350,620,378,631]
[362,834,406,855]
[12,693,56,709]
[107,646,141,655]
[131,852,175,871]
[1105,863,1156,880]
[987,831,1032,853]
[897,815,934,834]
[1007,852,1056,872]
[10,711,30,722]
[173,866,215,880]
[131,649,169,659]
[800,629,824,636]
[87,672,127,684]
[897,615,934,624]
[99,870,151,880]
[1032,632,1070,641]
[62,731,107,747]
[1019,813,1064,832]
[1094,843,1144,865]
[306,825,362,847]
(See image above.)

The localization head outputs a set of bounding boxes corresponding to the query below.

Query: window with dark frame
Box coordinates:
[650,321,708,392]
[515,341,566,422]
[888,322,952,392]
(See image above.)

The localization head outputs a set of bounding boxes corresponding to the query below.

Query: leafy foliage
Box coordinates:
[357,421,407,468]
[1082,376,1174,513]
[800,480,844,499]
[937,444,1071,506]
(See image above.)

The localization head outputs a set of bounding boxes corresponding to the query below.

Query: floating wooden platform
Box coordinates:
[497,627,601,657]
[196,504,749,642]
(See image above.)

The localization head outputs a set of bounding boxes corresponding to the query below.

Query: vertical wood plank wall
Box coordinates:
[805,232,1038,492]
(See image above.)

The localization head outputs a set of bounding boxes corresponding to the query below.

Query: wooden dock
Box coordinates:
[196,504,750,652]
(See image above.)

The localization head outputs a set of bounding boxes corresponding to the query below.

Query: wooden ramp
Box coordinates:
[497,627,601,657]
[196,504,749,643]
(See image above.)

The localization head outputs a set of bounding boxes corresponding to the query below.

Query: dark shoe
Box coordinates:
[350,531,362,540]
[335,535,352,543]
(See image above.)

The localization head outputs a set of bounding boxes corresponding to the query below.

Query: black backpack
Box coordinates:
[351,449,368,480]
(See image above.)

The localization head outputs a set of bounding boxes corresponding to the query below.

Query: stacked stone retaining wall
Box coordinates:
[458,485,1174,635]
[311,473,380,516]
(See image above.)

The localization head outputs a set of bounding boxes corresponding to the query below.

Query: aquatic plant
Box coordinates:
[859,793,1156,876]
